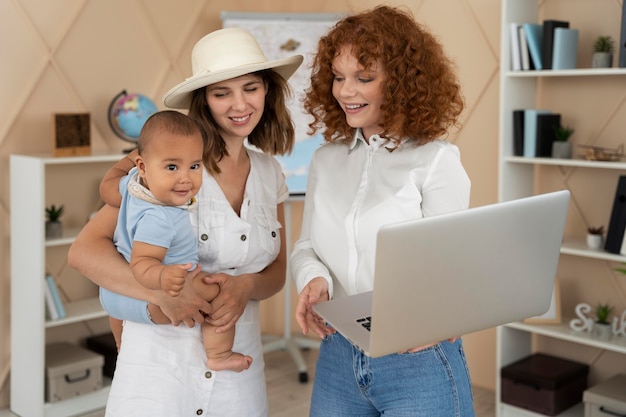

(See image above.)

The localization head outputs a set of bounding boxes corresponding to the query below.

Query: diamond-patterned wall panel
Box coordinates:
[1,0,518,407]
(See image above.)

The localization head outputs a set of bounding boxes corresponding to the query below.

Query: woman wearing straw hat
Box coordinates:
[68,27,303,417]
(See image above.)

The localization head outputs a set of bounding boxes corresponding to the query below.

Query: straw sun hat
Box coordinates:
[163,27,304,109]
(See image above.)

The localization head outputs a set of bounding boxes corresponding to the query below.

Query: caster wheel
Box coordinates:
[299,372,308,383]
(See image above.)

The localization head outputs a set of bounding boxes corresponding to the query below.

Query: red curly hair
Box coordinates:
[304,5,464,145]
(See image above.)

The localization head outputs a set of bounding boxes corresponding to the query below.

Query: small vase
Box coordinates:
[586,233,603,249]
[592,52,613,68]
[45,221,63,239]
[591,322,612,341]
[551,142,572,159]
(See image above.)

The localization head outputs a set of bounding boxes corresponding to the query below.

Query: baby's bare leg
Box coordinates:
[202,323,252,372]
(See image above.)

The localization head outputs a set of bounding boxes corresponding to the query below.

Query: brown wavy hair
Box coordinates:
[188,69,295,174]
[304,5,464,146]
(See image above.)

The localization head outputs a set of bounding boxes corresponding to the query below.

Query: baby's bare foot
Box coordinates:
[207,352,253,372]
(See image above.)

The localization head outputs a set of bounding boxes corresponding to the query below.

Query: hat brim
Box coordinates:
[162,55,303,109]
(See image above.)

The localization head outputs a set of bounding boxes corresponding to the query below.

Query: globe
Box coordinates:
[107,90,158,147]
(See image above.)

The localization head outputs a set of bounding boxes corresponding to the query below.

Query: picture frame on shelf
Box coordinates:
[524,279,561,324]
[52,113,91,157]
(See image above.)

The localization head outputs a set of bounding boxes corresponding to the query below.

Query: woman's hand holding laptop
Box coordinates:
[295,277,336,339]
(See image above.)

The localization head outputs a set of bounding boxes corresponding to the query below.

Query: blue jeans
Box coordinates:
[310,333,475,417]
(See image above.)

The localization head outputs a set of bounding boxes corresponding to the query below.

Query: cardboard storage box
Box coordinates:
[45,342,104,403]
[584,374,626,417]
[86,332,118,378]
[501,353,589,416]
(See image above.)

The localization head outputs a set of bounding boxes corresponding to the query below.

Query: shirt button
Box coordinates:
[271,231,276,238]
[240,234,247,241]
[205,371,212,379]
[200,234,208,241]
[196,409,203,415]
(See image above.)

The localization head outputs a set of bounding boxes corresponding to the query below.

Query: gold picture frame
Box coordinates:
[52,113,91,156]
[523,278,562,324]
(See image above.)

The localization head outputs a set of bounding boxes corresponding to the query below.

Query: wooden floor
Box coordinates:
[265,348,496,417]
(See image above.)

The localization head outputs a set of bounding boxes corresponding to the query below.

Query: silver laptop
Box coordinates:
[312,190,570,357]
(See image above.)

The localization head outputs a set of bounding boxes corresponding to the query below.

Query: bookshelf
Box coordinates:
[498,1,626,416]
[10,153,120,417]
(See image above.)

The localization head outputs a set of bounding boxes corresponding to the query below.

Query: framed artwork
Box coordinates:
[52,113,91,156]
[524,278,562,324]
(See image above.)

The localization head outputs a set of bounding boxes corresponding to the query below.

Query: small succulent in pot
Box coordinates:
[592,36,614,68]
[553,125,574,142]
[594,35,614,53]
[45,204,64,239]
[586,225,604,249]
[551,124,575,158]
[45,204,65,223]
[594,302,614,325]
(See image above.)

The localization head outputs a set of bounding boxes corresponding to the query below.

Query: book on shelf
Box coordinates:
[552,28,579,70]
[44,277,59,320]
[523,23,543,70]
[535,113,561,157]
[523,109,551,157]
[605,175,626,254]
[45,274,66,319]
[512,110,525,156]
[542,20,569,70]
[509,22,522,71]
[518,26,534,70]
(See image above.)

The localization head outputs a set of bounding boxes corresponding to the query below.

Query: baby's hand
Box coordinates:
[161,262,192,297]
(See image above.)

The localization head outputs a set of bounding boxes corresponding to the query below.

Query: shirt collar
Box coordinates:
[349,129,405,152]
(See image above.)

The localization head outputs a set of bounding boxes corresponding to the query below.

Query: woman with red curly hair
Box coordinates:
[290,6,475,416]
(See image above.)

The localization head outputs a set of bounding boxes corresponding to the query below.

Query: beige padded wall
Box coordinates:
[0,0,503,406]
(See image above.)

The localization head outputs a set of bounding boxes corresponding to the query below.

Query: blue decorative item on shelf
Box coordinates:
[108,90,158,151]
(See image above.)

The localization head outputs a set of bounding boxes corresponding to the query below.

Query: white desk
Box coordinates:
[262,195,320,383]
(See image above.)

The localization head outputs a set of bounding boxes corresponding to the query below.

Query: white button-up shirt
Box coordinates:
[291,130,470,300]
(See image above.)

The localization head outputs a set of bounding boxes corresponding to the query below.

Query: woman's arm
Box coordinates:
[202,203,287,332]
[99,150,137,207]
[67,204,211,326]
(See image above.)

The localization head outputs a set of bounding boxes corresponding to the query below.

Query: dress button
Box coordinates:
[271,231,276,238]
[201,234,208,241]
[240,234,247,241]
[205,371,212,379]
[196,409,203,415]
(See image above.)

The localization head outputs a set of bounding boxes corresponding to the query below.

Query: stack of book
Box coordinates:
[512,109,561,158]
[44,274,66,320]
[509,19,579,71]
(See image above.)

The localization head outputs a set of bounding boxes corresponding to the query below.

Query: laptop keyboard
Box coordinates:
[357,316,372,331]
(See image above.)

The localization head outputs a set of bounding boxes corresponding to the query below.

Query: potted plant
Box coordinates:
[592,35,614,68]
[586,225,604,249]
[592,302,614,340]
[45,204,64,239]
[551,124,575,159]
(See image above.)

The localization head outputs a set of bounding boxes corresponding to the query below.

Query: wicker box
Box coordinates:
[501,353,588,416]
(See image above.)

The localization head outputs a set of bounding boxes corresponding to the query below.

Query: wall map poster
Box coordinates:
[222,12,340,195]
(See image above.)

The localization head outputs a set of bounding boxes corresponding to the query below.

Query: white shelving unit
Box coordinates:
[10,153,121,417]
[497,1,626,416]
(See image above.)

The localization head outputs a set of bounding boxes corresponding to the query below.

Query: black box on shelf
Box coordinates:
[45,342,104,403]
[583,373,626,417]
[86,332,118,378]
[501,353,589,416]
